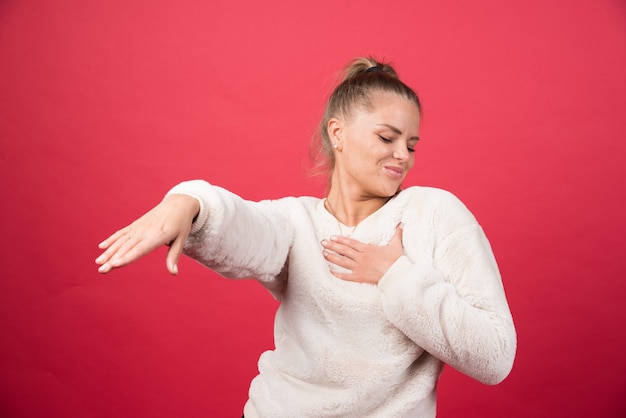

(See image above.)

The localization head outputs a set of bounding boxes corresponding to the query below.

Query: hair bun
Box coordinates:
[342,57,399,82]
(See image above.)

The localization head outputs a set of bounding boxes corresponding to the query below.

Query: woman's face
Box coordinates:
[331,93,421,198]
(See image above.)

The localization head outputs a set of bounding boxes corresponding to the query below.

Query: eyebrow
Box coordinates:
[376,123,420,141]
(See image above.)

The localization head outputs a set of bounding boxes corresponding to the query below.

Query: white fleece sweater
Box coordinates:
[168,180,516,418]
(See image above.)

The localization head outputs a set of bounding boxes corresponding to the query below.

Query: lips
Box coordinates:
[384,165,404,179]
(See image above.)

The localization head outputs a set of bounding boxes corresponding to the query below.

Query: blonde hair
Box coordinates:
[309,57,421,185]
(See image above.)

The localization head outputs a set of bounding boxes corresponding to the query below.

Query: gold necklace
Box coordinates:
[325,199,358,238]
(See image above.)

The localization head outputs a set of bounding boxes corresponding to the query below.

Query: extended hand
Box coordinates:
[321,224,404,284]
[95,194,200,275]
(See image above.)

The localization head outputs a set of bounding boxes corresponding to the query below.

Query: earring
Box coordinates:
[333,143,338,149]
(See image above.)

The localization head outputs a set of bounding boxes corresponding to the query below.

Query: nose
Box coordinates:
[392,143,410,161]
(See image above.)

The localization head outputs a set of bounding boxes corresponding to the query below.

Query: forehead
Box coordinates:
[354,93,421,126]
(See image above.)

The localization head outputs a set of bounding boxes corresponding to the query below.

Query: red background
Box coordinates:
[1,0,625,417]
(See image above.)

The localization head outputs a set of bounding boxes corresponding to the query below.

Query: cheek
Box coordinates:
[407,156,416,170]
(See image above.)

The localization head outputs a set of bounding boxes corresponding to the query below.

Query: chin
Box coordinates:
[368,180,404,198]
[381,185,402,198]
[391,181,404,193]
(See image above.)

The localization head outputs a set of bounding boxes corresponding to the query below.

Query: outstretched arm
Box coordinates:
[95,194,200,275]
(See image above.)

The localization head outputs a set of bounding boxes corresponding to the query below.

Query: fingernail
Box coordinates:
[321,239,328,246]
[172,264,179,275]
[95,255,105,264]
[330,236,338,241]
[110,258,120,267]
[98,263,109,273]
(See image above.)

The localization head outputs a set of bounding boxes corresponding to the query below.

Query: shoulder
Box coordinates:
[397,186,478,226]
[260,195,320,206]
[398,186,466,209]
[256,195,321,215]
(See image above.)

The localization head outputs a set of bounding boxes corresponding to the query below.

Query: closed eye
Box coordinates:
[379,135,417,153]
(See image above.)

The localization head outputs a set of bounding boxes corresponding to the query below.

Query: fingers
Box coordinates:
[95,194,199,275]
[95,226,173,274]
[332,235,367,252]
[96,231,144,273]
[328,269,356,282]
[322,246,356,271]
[321,237,362,260]
[98,227,129,250]
[327,263,375,284]
[95,229,132,273]
[165,235,186,275]
[321,224,405,285]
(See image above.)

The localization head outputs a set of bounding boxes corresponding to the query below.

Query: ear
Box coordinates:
[327,117,344,150]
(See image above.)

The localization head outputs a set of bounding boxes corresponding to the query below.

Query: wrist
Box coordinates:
[163,194,200,223]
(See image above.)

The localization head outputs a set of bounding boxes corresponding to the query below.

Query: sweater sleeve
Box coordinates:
[166,180,293,290]
[378,221,516,385]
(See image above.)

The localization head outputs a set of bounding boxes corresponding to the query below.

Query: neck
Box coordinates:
[325,188,391,227]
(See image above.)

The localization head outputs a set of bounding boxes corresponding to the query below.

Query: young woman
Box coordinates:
[96,57,516,417]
